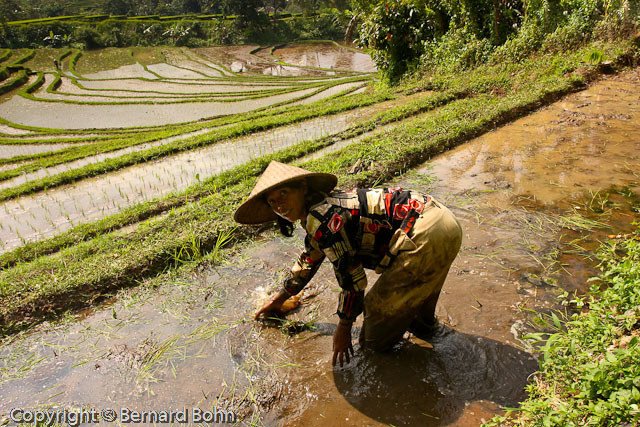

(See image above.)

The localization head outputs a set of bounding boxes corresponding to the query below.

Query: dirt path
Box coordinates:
[1,69,638,426]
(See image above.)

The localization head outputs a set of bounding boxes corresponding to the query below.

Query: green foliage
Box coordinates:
[0,69,27,94]
[0,12,350,48]
[358,0,441,83]
[421,26,494,73]
[359,0,639,82]
[486,228,640,426]
[585,48,604,64]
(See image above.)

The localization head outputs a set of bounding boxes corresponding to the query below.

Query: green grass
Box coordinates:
[485,228,640,426]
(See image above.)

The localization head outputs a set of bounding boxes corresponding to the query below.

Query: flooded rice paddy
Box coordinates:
[1,61,638,426]
[0,92,417,253]
[0,43,373,130]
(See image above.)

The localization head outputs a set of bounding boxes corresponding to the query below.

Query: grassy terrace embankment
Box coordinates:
[0,88,458,268]
[0,37,638,337]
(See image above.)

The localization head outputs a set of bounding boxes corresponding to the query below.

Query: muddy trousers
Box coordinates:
[359,199,463,352]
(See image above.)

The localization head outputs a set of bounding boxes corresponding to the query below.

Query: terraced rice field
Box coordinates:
[1,35,639,426]
[0,42,389,252]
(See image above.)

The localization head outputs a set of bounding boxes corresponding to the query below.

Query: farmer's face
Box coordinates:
[265,184,307,223]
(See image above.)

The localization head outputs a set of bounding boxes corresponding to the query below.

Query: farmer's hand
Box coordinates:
[254,292,289,319]
[332,321,354,367]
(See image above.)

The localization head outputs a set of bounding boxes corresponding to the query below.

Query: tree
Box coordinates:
[358,0,440,82]
[221,0,265,27]
[104,0,133,15]
[0,0,21,21]
[265,0,286,20]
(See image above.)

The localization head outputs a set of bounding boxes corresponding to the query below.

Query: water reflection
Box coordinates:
[333,328,536,426]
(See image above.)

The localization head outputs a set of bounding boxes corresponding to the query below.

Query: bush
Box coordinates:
[358,0,440,83]
[421,26,494,73]
[486,228,640,426]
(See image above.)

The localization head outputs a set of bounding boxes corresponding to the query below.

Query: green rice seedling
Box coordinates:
[137,333,184,383]
[558,208,611,232]
[584,48,604,65]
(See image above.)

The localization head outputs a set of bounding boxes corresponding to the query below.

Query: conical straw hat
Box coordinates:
[234,161,338,224]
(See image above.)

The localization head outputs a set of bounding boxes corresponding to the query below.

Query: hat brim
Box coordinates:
[234,172,337,225]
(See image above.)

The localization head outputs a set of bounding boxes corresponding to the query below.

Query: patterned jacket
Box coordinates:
[281,187,431,321]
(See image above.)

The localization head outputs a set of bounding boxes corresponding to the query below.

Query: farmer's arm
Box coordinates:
[307,208,366,366]
[254,235,324,319]
[331,255,367,367]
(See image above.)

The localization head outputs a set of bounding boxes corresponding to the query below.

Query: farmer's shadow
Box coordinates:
[332,325,537,426]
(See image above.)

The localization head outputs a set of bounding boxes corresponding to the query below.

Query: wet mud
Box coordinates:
[1,67,639,426]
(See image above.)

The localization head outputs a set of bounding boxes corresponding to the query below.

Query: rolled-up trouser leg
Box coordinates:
[360,200,462,352]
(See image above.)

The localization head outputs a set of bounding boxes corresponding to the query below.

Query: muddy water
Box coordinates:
[0,143,81,159]
[161,48,227,78]
[73,77,291,94]
[196,45,332,77]
[1,71,639,427]
[81,63,159,80]
[0,86,320,129]
[257,69,640,426]
[274,43,377,73]
[0,124,33,136]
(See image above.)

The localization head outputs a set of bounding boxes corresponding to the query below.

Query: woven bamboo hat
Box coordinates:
[234,161,338,224]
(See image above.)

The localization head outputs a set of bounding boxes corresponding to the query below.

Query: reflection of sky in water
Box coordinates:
[0,108,366,253]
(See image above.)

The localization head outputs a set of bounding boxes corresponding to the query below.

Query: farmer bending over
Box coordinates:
[234,161,462,367]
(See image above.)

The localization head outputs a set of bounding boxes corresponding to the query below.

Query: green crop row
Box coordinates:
[0,70,29,95]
